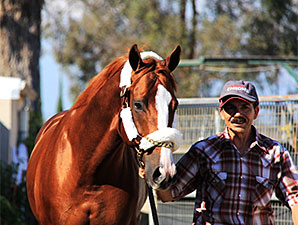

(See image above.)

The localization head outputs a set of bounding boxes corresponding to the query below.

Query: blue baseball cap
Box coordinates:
[219,80,259,109]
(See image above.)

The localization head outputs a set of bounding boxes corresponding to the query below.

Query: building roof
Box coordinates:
[0,76,26,100]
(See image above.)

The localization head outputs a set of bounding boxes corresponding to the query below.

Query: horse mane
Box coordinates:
[71,55,128,109]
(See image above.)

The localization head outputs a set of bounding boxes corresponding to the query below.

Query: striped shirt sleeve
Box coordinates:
[276,146,298,208]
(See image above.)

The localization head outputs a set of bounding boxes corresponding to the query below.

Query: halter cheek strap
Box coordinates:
[119,51,164,144]
[120,107,139,141]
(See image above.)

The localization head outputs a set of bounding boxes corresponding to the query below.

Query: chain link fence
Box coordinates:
[154,95,298,225]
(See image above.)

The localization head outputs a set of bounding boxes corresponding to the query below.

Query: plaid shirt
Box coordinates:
[171,126,298,225]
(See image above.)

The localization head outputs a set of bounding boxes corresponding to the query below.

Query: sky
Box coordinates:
[40,40,72,121]
[40,0,81,121]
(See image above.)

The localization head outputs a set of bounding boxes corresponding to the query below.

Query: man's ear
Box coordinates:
[254,105,260,119]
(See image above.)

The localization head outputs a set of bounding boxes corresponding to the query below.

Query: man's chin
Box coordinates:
[229,125,247,134]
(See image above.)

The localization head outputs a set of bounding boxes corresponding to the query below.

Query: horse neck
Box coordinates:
[69,80,138,184]
[68,69,125,164]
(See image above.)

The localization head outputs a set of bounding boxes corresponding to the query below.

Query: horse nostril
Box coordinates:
[152,167,162,183]
[153,167,161,179]
[151,167,175,190]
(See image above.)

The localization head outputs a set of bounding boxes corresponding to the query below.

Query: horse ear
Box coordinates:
[129,44,144,71]
[166,45,181,72]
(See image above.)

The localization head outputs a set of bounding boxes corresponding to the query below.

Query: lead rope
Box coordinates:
[147,183,160,225]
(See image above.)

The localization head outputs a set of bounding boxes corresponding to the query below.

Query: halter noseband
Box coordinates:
[119,52,182,168]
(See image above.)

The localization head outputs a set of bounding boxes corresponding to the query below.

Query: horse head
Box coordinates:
[119,44,182,189]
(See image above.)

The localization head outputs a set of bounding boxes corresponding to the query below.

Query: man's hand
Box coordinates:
[139,167,146,179]
[139,167,174,202]
[139,166,175,189]
[155,188,174,202]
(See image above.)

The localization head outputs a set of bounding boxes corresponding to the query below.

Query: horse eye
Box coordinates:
[133,101,144,111]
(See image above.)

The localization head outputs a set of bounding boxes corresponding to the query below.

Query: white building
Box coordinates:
[0,76,35,164]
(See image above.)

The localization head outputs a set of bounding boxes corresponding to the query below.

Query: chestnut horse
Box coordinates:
[26,44,182,225]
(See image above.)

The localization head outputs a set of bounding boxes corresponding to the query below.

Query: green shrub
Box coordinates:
[0,161,37,224]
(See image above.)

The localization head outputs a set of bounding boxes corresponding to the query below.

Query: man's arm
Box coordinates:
[155,188,174,202]
[292,203,298,225]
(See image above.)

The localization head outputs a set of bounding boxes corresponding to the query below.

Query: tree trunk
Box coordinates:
[179,0,187,56]
[0,0,43,113]
[0,0,44,158]
[189,0,197,59]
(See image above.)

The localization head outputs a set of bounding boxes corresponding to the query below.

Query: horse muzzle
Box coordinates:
[138,128,182,189]
[143,148,176,190]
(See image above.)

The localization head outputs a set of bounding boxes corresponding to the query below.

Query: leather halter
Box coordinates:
[120,85,174,168]
[118,51,181,169]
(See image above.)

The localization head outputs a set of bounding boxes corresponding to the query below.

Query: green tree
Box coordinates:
[199,0,297,96]
[57,76,64,113]
[243,0,297,56]
[44,0,297,99]
[44,0,195,99]
[204,0,297,56]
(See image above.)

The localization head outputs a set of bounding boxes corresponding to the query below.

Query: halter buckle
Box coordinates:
[120,86,130,108]
[136,149,145,168]
[120,86,127,97]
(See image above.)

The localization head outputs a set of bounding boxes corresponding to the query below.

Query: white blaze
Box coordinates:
[155,84,177,177]
[159,147,176,177]
[155,84,172,129]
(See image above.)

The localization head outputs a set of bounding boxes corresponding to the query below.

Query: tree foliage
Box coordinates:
[44,0,298,99]
[205,0,297,56]
[0,162,38,225]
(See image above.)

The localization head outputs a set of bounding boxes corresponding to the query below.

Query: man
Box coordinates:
[154,80,298,224]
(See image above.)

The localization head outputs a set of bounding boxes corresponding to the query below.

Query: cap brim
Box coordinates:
[219,96,254,109]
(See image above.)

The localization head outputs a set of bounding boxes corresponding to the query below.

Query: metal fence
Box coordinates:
[154,95,298,225]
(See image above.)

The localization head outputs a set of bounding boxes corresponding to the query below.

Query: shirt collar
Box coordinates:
[221,125,269,154]
[252,126,270,154]
[221,128,231,142]
[215,126,271,166]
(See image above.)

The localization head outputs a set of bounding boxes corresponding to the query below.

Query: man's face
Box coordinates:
[220,99,259,134]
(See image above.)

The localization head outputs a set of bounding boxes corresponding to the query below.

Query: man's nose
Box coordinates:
[231,106,244,116]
